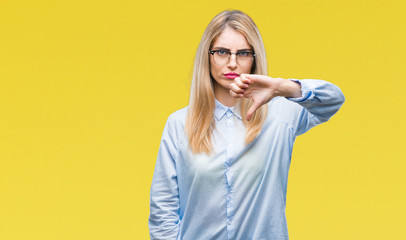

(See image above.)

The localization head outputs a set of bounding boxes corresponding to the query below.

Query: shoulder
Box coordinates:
[160,106,189,146]
[163,105,189,137]
[166,105,188,125]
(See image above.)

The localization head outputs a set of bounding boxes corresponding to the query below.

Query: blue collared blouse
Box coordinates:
[149,79,345,240]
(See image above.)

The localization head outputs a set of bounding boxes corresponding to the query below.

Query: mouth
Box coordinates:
[224,72,240,79]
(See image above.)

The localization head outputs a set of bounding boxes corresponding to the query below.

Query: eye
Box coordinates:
[216,50,228,56]
[237,52,251,57]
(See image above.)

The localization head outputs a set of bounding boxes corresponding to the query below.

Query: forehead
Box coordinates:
[211,27,251,50]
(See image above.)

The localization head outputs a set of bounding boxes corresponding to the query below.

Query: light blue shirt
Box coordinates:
[149,79,345,240]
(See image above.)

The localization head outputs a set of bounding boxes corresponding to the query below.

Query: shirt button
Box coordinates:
[226,109,233,118]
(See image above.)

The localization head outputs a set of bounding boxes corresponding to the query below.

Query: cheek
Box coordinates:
[209,59,215,75]
[210,63,221,76]
[247,63,254,74]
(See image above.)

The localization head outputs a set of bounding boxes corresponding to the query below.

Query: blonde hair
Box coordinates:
[186,10,268,154]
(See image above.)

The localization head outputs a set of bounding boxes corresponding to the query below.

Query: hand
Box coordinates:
[229,74,302,121]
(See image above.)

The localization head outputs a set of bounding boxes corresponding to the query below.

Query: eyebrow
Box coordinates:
[211,47,253,52]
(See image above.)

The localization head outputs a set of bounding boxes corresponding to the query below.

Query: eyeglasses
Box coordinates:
[209,49,255,66]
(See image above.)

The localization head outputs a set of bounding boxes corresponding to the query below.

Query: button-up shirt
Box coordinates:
[149,79,345,240]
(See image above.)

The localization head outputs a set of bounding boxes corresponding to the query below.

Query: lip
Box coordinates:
[224,72,240,79]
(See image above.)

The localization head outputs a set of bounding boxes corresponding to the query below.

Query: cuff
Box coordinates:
[285,78,313,102]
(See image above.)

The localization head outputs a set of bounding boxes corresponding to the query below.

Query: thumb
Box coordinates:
[246,101,262,121]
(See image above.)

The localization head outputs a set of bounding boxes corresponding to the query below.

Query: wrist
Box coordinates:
[281,78,302,98]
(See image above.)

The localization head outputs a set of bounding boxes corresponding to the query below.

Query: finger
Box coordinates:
[246,101,263,121]
[229,82,245,94]
[229,89,244,98]
[240,74,251,84]
[234,77,248,89]
[244,74,274,85]
[243,74,263,80]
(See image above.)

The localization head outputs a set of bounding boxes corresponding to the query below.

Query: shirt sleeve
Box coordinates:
[149,115,180,240]
[286,79,345,136]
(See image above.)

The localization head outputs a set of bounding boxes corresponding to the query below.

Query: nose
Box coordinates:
[227,54,237,69]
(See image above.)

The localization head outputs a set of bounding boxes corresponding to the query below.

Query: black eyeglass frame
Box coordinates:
[208,50,256,59]
[208,49,257,73]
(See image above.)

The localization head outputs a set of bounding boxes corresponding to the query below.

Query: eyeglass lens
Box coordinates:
[212,51,254,65]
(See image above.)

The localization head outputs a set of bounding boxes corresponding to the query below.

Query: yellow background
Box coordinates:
[1,0,405,239]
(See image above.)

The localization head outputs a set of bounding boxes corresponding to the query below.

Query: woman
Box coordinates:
[149,10,345,240]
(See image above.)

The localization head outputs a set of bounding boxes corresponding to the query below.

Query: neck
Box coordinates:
[214,83,237,107]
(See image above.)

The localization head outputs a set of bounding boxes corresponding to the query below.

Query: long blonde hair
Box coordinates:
[186,10,268,154]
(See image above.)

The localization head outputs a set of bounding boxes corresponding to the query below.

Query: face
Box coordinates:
[209,27,254,97]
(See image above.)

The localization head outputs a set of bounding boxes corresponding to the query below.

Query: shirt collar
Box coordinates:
[214,98,242,121]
